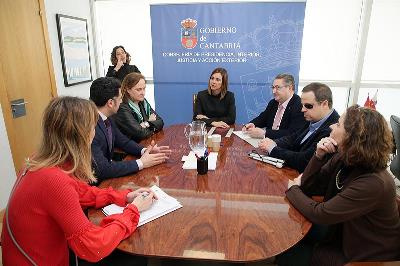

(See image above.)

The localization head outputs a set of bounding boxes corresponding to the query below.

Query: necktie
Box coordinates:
[272,104,285,130]
[104,119,113,152]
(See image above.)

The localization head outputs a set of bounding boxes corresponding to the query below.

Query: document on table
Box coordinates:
[102,185,182,227]
[181,151,218,170]
[232,131,260,148]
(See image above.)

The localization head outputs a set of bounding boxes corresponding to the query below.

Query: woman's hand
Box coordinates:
[131,191,157,212]
[287,173,302,189]
[140,122,149,128]
[126,187,153,203]
[196,114,209,120]
[114,59,124,71]
[211,121,229,128]
[149,113,157,121]
[315,137,338,159]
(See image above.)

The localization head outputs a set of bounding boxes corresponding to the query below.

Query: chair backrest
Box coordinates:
[397,196,400,218]
[390,115,400,180]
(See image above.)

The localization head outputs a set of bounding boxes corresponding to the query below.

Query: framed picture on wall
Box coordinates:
[56,14,93,87]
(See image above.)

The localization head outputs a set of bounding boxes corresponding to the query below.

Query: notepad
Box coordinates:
[102,185,182,227]
[181,151,218,170]
[232,131,260,148]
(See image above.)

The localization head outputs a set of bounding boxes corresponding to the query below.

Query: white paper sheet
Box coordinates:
[232,131,260,148]
[182,151,218,170]
[102,185,182,227]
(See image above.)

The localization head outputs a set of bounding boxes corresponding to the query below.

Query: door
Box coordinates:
[0,0,57,171]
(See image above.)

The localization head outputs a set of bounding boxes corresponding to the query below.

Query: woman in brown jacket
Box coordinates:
[281,105,400,266]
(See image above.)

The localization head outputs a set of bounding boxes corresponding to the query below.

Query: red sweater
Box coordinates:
[1,167,139,265]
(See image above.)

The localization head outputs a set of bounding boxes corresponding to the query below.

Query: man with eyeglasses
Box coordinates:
[90,77,171,184]
[259,82,339,172]
[242,73,307,139]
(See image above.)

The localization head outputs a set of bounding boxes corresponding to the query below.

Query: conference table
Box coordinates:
[88,124,311,262]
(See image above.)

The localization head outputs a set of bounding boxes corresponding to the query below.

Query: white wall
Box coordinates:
[45,0,98,99]
[0,104,16,209]
[0,0,98,208]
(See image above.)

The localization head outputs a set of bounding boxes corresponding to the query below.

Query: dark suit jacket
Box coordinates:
[270,110,340,173]
[106,64,140,82]
[250,94,307,140]
[91,117,144,183]
[114,101,164,142]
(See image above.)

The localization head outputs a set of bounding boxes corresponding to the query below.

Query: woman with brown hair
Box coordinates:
[2,97,156,265]
[106,45,140,82]
[280,105,400,265]
[114,72,164,142]
[194,67,236,128]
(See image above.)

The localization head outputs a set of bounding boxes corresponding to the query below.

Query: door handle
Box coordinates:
[10,99,28,118]
[11,101,29,106]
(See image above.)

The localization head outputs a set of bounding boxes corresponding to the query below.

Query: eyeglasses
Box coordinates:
[270,85,289,91]
[303,100,327,110]
[303,103,314,109]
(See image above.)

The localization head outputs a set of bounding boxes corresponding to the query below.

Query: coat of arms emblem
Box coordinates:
[181,18,198,49]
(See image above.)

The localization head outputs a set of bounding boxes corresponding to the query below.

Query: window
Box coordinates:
[93,0,400,118]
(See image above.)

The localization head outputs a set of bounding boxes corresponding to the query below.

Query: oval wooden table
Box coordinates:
[88,125,311,262]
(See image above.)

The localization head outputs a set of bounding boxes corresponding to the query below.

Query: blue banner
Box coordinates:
[151,2,306,125]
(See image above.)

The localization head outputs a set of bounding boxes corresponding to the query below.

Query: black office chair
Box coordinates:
[390,115,400,180]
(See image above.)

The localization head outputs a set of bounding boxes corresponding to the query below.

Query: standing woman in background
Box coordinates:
[106,45,141,82]
[194,67,236,128]
[114,72,164,142]
[1,97,155,265]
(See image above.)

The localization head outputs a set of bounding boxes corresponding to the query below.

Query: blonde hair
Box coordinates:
[28,97,98,183]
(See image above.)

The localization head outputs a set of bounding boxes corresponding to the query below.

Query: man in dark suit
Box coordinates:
[259,82,339,172]
[90,77,171,184]
[242,73,307,140]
